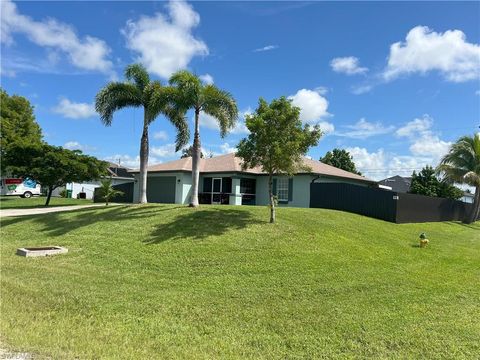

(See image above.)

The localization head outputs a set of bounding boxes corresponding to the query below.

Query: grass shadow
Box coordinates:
[0,196,92,209]
[145,207,266,244]
[1,205,183,237]
[443,221,480,230]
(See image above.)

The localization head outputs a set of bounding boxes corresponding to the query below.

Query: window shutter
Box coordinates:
[288,178,293,201]
[272,178,277,195]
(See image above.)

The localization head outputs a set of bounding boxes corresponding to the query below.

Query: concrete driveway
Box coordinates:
[0,204,116,217]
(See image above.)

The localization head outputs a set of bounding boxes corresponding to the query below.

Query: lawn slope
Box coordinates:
[1,205,479,359]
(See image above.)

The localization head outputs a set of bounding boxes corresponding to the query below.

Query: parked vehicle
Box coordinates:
[0,178,41,198]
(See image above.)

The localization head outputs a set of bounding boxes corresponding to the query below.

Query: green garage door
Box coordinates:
[147,176,176,203]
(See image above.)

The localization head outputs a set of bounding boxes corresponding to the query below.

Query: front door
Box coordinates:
[211,178,222,204]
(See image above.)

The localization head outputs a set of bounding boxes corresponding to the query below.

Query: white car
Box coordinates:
[0,178,41,198]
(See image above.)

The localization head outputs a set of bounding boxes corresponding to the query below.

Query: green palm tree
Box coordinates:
[169,71,238,207]
[95,64,188,204]
[437,133,480,224]
[98,178,124,206]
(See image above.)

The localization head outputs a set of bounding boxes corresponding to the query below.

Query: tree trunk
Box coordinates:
[138,111,149,204]
[465,185,480,224]
[45,186,53,206]
[269,173,275,223]
[189,108,201,207]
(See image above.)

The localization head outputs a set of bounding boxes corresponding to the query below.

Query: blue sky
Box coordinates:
[1,0,479,180]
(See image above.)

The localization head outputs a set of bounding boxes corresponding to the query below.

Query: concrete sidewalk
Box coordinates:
[0,204,117,217]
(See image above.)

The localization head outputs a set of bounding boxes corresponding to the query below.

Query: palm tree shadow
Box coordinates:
[144,207,266,244]
[1,205,182,237]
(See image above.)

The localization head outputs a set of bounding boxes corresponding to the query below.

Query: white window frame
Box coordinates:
[277,177,289,202]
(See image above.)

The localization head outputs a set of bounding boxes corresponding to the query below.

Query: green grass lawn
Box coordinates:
[1,205,479,359]
[0,196,92,209]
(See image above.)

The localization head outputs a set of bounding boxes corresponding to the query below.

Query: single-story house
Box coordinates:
[378,175,412,193]
[130,153,377,207]
[65,163,135,199]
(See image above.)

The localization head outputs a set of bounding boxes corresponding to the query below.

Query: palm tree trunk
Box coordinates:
[190,108,201,207]
[466,186,480,224]
[138,111,149,204]
[269,173,275,223]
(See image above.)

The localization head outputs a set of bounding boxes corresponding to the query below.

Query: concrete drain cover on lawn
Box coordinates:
[16,246,68,257]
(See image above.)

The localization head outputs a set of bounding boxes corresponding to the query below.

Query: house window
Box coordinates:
[277,178,289,202]
[240,178,256,194]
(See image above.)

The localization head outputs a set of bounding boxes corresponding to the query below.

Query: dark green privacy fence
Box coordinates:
[310,183,475,223]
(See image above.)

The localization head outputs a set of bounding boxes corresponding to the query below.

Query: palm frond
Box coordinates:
[146,82,190,151]
[437,133,480,187]
[125,63,150,93]
[95,82,142,126]
[166,107,190,151]
[202,84,238,137]
[168,70,201,107]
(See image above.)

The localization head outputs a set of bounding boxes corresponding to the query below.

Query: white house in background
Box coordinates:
[66,163,134,199]
[460,192,474,204]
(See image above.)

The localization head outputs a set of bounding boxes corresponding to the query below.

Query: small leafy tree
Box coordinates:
[180,145,204,159]
[409,165,463,200]
[437,133,480,223]
[4,143,108,206]
[98,178,124,205]
[0,88,43,172]
[320,148,361,175]
[236,97,322,223]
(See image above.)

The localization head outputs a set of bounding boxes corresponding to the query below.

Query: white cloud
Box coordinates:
[63,141,96,152]
[347,147,386,172]
[318,121,335,135]
[396,114,451,160]
[104,154,142,169]
[410,134,451,158]
[219,142,237,154]
[351,84,373,95]
[52,98,96,119]
[152,131,169,141]
[347,147,435,181]
[395,115,433,138]
[314,86,329,96]
[337,118,395,139]
[253,45,278,52]
[199,73,214,85]
[64,141,82,150]
[288,88,332,125]
[199,108,251,135]
[199,113,219,131]
[1,0,112,73]
[330,56,368,75]
[123,0,208,79]
[346,115,452,180]
[150,143,178,158]
[384,26,480,82]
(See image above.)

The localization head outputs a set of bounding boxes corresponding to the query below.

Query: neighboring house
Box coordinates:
[460,192,474,204]
[130,153,376,207]
[66,163,135,199]
[378,175,412,193]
